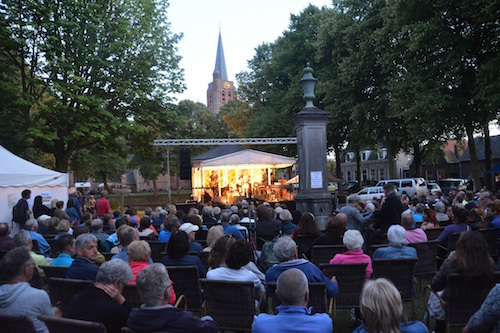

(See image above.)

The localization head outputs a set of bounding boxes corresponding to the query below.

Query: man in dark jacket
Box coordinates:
[365,183,404,251]
[13,189,31,230]
[66,233,99,281]
[68,259,133,333]
[127,263,218,333]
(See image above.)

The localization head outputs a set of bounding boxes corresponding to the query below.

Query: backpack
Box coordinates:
[12,199,27,224]
[257,238,280,273]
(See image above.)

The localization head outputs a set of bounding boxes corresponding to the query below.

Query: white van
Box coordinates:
[376,178,428,196]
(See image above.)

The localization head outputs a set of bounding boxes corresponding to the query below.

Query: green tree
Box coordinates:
[0,0,184,172]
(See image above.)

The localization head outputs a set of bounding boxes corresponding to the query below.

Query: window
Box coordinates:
[347,171,352,181]
[370,169,375,180]
[362,169,367,180]
[359,189,369,195]
[379,169,385,179]
[401,180,412,188]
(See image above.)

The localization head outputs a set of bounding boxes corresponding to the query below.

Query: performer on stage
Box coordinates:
[209,170,219,196]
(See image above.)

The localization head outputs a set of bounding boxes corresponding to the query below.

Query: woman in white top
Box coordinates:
[206,239,265,301]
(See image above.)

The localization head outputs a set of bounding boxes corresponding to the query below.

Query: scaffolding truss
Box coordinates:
[153,137,297,146]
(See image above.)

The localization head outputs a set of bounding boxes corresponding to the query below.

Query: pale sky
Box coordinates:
[167,0,332,104]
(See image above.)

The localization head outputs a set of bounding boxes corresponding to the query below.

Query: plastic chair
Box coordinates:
[166,266,205,315]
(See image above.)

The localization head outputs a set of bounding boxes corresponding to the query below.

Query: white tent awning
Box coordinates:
[0,146,68,187]
[197,149,295,169]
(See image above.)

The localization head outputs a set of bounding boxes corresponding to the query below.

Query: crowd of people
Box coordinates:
[0,182,499,333]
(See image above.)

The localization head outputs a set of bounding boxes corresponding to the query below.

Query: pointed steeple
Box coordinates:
[213,30,228,81]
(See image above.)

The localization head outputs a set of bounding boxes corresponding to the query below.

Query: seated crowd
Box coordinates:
[0,184,499,333]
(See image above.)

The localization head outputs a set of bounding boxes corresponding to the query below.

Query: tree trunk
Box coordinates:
[384,134,397,178]
[411,142,423,177]
[101,171,111,193]
[153,178,158,197]
[465,123,481,189]
[55,153,70,173]
[484,124,494,191]
[334,144,342,178]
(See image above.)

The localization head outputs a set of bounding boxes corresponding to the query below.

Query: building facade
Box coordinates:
[207,31,235,115]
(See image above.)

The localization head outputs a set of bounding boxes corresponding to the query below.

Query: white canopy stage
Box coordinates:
[0,146,69,224]
[191,146,296,203]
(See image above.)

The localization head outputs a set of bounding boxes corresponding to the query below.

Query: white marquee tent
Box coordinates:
[191,146,296,201]
[0,146,69,224]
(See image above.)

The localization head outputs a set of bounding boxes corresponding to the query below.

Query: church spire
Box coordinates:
[213,30,228,81]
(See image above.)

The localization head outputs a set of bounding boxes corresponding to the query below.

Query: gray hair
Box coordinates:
[280,209,292,222]
[213,206,221,215]
[230,214,240,224]
[415,203,425,213]
[90,219,103,231]
[96,259,133,288]
[434,201,446,213]
[0,247,32,281]
[387,225,406,246]
[277,268,308,306]
[24,218,38,230]
[343,229,364,251]
[13,229,30,248]
[347,194,361,204]
[202,206,212,215]
[75,233,98,251]
[100,190,108,198]
[231,205,239,214]
[273,236,296,262]
[136,263,171,307]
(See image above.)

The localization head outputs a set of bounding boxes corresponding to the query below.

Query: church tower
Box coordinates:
[207,31,235,115]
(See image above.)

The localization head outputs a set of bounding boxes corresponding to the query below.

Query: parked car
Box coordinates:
[376,178,428,196]
[437,178,468,195]
[356,186,386,201]
[342,180,359,193]
[427,182,442,196]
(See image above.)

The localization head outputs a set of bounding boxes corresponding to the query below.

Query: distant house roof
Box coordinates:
[460,135,500,162]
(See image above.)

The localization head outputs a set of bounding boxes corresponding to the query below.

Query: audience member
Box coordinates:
[68,259,133,333]
[158,216,180,242]
[66,233,99,281]
[436,206,470,245]
[206,239,265,301]
[219,211,243,239]
[265,236,338,298]
[279,209,296,234]
[161,231,205,277]
[138,216,157,239]
[25,218,51,256]
[113,225,152,263]
[256,204,282,241]
[179,222,203,254]
[127,264,218,332]
[330,229,372,281]
[50,234,75,266]
[13,230,49,282]
[463,283,500,333]
[252,268,333,333]
[340,194,372,232]
[402,214,427,244]
[230,214,249,240]
[312,213,346,246]
[54,219,72,240]
[0,247,55,333]
[203,225,224,252]
[372,225,417,259]
[96,190,112,218]
[353,278,428,333]
[0,222,15,250]
[32,195,54,219]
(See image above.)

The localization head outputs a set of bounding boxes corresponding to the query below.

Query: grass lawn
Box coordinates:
[103,190,193,212]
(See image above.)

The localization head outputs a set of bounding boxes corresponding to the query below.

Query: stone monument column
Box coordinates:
[292,63,332,230]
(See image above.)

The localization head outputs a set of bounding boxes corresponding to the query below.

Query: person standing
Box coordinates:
[13,189,31,230]
[96,190,112,218]
[68,187,82,224]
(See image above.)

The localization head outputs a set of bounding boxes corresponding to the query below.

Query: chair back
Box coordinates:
[200,251,210,274]
[320,263,367,308]
[121,328,170,333]
[0,249,9,261]
[147,241,168,263]
[166,266,204,313]
[47,238,59,257]
[310,245,347,266]
[295,235,319,258]
[200,279,255,331]
[122,284,143,308]
[38,315,106,333]
[31,239,41,253]
[0,313,36,333]
[479,228,499,259]
[408,240,439,277]
[424,227,445,240]
[40,265,69,279]
[101,252,114,261]
[48,277,92,317]
[371,258,418,301]
[444,273,498,327]
[446,233,461,253]
[266,282,328,314]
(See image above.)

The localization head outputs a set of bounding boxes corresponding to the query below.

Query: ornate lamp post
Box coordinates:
[292,63,332,229]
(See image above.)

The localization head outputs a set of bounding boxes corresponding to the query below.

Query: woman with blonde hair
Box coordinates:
[203,225,223,252]
[354,278,428,333]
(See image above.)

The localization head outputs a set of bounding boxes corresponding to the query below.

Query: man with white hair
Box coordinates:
[372,225,417,259]
[253,268,333,333]
[68,259,133,333]
[265,236,338,298]
[127,263,218,332]
[220,211,243,239]
[25,218,51,256]
[340,194,372,232]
